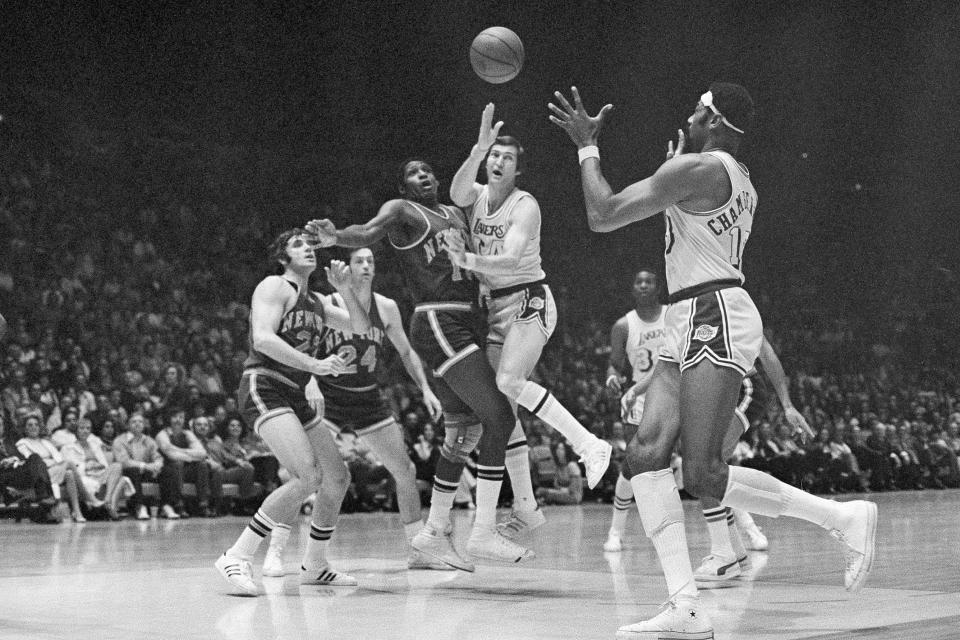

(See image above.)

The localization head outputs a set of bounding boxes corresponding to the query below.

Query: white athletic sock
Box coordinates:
[270,523,291,551]
[473,473,504,528]
[302,523,333,571]
[228,509,277,560]
[703,506,735,558]
[516,381,592,453]
[727,510,748,560]
[505,427,536,512]
[609,474,634,537]
[426,487,456,532]
[404,520,422,544]
[722,466,846,530]
[632,469,697,599]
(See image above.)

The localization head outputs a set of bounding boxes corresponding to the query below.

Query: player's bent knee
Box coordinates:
[625,438,671,475]
[494,372,524,400]
[440,413,483,463]
[682,459,727,500]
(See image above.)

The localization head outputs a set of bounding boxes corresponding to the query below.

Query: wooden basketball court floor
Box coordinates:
[1,489,958,640]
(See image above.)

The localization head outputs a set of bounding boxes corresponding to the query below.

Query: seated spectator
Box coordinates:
[0,413,60,523]
[113,412,168,520]
[535,443,584,505]
[155,408,219,517]
[191,415,256,514]
[828,424,868,492]
[238,419,282,492]
[926,428,960,488]
[861,421,895,490]
[886,422,923,490]
[221,416,279,494]
[148,364,185,414]
[50,407,80,449]
[15,415,91,521]
[62,417,128,520]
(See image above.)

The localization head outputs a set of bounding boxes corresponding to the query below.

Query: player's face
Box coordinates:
[349,249,375,285]
[283,234,317,273]
[485,144,519,185]
[685,101,713,152]
[401,161,439,203]
[632,271,659,304]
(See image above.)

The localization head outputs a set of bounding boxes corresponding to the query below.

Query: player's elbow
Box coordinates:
[586,201,617,232]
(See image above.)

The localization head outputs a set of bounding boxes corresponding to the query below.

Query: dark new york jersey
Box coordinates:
[243,279,330,389]
[317,293,387,391]
[387,199,477,304]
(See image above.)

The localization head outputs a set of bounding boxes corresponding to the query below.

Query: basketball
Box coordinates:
[470,27,524,84]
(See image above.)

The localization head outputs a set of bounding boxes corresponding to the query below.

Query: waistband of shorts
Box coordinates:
[318,380,379,393]
[667,279,742,304]
[489,279,548,300]
[242,367,300,389]
[413,302,474,314]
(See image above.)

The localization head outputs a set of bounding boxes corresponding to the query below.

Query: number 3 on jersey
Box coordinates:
[336,344,377,374]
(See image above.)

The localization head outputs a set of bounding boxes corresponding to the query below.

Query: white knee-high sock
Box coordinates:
[609,473,634,537]
[474,464,505,528]
[516,381,593,453]
[228,508,278,560]
[505,425,536,512]
[722,466,848,530]
[632,469,697,599]
[302,522,334,570]
[732,507,758,531]
[703,506,735,559]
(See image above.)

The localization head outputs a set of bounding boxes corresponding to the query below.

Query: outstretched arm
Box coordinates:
[548,86,698,232]
[380,298,443,421]
[450,103,503,207]
[443,198,539,276]
[306,200,406,249]
[319,261,370,335]
[757,337,813,440]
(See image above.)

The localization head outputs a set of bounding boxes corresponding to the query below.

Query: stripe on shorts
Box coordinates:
[253,407,294,435]
[434,343,480,377]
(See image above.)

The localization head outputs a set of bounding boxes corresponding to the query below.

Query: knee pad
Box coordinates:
[440,413,483,464]
[633,469,684,538]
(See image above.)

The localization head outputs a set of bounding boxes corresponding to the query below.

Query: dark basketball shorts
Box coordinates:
[238,368,322,435]
[409,302,484,377]
[659,286,762,375]
[735,374,771,432]
[318,381,396,437]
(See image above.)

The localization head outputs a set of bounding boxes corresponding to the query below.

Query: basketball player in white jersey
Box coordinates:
[550,83,876,638]
[603,269,665,552]
[603,269,813,574]
[443,103,613,542]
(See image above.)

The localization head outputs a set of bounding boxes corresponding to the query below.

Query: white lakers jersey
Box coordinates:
[470,185,545,293]
[663,150,757,293]
[625,307,666,389]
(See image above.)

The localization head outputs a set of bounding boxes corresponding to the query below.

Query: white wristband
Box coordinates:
[464,253,477,271]
[578,145,599,164]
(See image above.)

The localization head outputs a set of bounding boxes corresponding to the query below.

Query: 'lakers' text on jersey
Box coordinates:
[469,186,545,293]
[389,200,477,304]
[663,150,757,293]
[243,280,330,389]
[624,307,666,390]
[318,293,386,392]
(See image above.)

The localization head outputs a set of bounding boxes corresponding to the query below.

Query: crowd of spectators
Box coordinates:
[2,96,959,523]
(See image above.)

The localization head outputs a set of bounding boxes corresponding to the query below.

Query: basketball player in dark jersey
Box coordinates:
[260,246,450,575]
[307,159,534,570]
[215,229,371,596]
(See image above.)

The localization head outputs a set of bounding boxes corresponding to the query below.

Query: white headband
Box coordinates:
[700,91,744,134]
